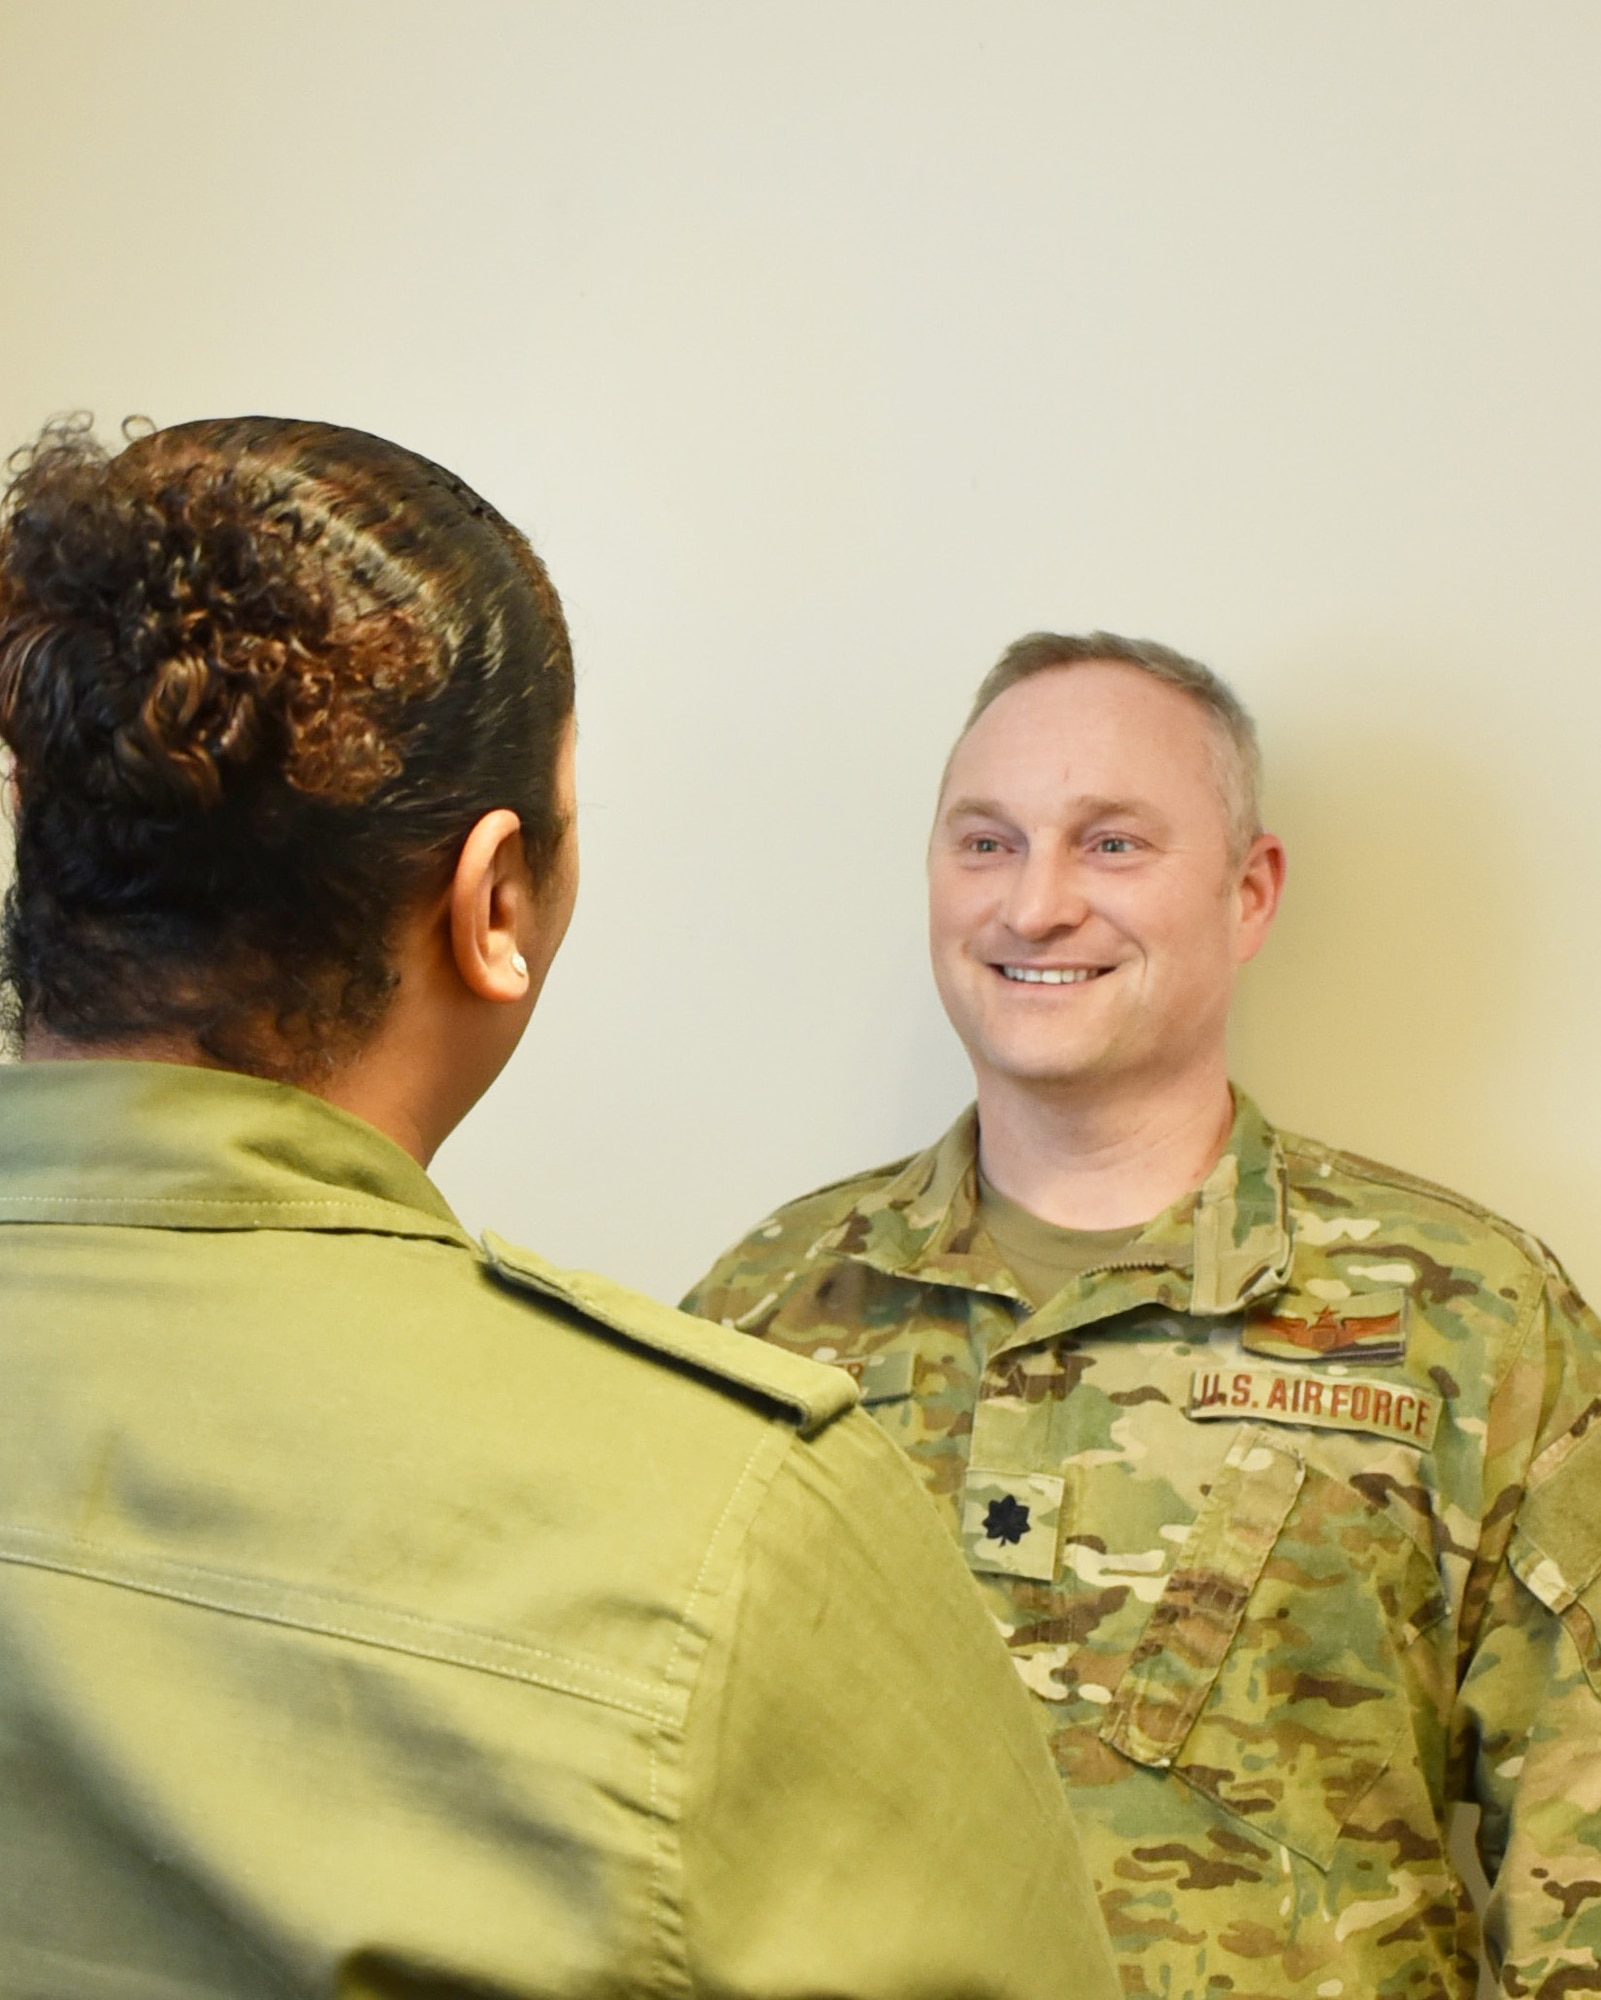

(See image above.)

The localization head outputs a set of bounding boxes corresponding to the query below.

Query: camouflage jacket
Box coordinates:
[683,1094,1601,2000]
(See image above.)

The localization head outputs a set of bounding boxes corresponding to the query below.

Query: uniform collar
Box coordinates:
[818,1090,1291,1336]
[0,1060,473,1246]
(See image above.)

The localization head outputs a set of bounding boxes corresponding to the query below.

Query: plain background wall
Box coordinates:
[3,1,1601,1322]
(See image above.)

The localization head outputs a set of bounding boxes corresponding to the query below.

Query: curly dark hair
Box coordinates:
[0,414,575,1078]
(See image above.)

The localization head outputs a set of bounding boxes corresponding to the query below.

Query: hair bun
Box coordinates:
[0,411,573,1079]
[0,419,426,813]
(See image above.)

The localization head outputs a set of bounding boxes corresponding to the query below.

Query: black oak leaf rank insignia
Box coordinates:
[983,1494,1031,1546]
[962,1468,1063,1581]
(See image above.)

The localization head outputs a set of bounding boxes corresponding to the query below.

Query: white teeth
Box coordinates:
[1000,965,1104,984]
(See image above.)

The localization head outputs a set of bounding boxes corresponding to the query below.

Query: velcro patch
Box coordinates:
[833,1350,916,1405]
[1188,1365,1439,1448]
[1243,1288,1407,1365]
[960,1468,1065,1581]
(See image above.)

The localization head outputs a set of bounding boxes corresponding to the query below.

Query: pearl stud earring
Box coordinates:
[510,951,529,979]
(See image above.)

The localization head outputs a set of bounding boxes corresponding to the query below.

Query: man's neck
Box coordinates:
[974,1067,1236,1232]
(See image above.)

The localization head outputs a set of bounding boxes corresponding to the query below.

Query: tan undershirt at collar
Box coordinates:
[977,1171,1147,1311]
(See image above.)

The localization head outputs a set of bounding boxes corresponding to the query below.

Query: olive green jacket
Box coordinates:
[0,1062,1117,2000]
[686,1094,1601,2000]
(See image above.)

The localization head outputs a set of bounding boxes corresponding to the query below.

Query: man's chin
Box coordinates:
[967,1040,1119,1095]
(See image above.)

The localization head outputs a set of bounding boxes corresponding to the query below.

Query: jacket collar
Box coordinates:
[818,1090,1291,1339]
[0,1060,473,1245]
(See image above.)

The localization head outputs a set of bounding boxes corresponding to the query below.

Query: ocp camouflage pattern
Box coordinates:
[683,1095,1601,2000]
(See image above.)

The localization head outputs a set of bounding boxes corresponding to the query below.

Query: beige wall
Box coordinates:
[3,0,1600,1313]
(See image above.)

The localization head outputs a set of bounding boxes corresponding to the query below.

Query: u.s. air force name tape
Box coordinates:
[1188,1365,1441,1448]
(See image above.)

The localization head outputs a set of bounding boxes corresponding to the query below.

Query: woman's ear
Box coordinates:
[448,809,537,1004]
[449,723,578,1011]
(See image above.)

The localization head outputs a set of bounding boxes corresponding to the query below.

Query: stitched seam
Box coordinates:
[1494,1266,1556,1414]
[1283,1135,1540,1236]
[669,1433,773,1682]
[648,1432,775,1998]
[1508,1525,1573,1612]
[0,1533,669,1716]
[1462,1282,1559,1677]
[646,1706,688,1999]
[0,1195,407,1210]
[3,1524,656,1686]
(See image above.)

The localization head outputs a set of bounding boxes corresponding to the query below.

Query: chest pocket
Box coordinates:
[1100,1425,1447,1868]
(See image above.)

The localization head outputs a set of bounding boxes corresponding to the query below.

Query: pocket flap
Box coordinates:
[1102,1428,1304,1767]
[1510,1409,1601,1695]
[1510,1412,1601,1617]
[835,1349,916,1406]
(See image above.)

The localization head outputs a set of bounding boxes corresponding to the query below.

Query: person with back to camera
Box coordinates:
[0,418,1119,1999]
[685,632,1601,1999]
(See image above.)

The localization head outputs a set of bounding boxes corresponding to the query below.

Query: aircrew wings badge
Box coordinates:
[1243,1286,1407,1366]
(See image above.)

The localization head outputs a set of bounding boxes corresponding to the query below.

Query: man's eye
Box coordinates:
[1093,836,1136,854]
[967,836,1004,854]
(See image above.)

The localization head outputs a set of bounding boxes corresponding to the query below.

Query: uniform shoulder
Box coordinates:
[1278,1128,1556,1272]
[719,1154,918,1254]
[480,1230,858,1438]
[680,1153,917,1321]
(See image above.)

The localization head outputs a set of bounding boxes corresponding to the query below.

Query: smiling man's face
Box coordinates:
[928,661,1279,1109]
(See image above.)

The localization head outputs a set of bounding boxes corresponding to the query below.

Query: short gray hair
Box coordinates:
[956,630,1262,862]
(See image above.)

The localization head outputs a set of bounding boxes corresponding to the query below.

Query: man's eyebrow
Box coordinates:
[941,795,1014,823]
[941,792,1160,824]
[1066,793,1161,824]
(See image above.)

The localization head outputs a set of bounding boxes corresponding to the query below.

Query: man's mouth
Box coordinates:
[997,965,1112,985]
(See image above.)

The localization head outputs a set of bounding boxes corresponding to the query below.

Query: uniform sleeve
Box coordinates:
[680,1200,830,1333]
[1454,1265,1601,1990]
[679,1253,741,1328]
[681,1247,784,1334]
[678,1406,1119,2000]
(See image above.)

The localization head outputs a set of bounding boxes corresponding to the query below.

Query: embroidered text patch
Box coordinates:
[1188,1365,1440,1448]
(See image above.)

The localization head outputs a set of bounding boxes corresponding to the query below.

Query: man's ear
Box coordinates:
[1234,831,1287,966]
[448,809,535,1003]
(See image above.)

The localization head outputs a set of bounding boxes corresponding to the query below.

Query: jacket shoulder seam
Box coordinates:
[647,1429,786,1997]
[1280,1132,1546,1257]
[754,1155,918,1226]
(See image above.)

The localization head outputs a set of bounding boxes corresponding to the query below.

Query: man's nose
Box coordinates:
[1001,849,1090,939]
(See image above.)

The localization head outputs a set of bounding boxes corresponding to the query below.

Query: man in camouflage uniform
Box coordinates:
[684,632,1601,2000]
